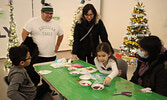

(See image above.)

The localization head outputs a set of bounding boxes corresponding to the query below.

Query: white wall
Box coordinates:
[101,0,167,50]
[1,0,167,58]
[0,0,9,58]
[0,0,100,58]
[32,0,101,51]
[0,0,32,58]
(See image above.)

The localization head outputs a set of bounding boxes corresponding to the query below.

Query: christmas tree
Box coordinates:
[5,0,20,67]
[68,0,85,46]
[120,2,151,56]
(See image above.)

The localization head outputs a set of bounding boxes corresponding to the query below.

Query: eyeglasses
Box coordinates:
[24,56,32,61]
[85,14,94,17]
[44,12,53,15]
[101,66,112,71]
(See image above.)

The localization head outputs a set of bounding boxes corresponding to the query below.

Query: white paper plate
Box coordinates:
[69,71,80,76]
[79,80,92,86]
[38,70,52,75]
[79,74,91,80]
[79,70,89,74]
[91,83,104,90]
[68,67,78,71]
[86,67,97,73]
[78,67,97,74]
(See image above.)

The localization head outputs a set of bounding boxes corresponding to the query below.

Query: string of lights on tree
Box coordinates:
[68,0,92,46]
[120,2,151,56]
[5,0,20,67]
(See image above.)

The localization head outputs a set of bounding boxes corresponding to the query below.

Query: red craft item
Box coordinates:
[71,64,84,67]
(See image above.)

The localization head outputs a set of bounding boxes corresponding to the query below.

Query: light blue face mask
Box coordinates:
[137,49,148,59]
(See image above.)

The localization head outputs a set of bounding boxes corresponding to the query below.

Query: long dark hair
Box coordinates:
[96,42,118,65]
[139,35,162,59]
[82,4,97,24]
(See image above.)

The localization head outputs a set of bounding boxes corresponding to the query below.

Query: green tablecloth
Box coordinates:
[34,60,167,100]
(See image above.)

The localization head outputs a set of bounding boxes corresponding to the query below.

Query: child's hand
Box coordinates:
[118,69,122,76]
[103,77,112,85]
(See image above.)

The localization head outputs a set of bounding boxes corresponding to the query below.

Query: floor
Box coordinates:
[0,50,136,100]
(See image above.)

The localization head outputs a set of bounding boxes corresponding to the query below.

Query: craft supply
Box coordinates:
[71,63,84,67]
[99,83,110,87]
[79,67,97,74]
[79,74,91,80]
[91,83,104,90]
[68,67,78,71]
[140,87,152,93]
[112,91,132,96]
[79,80,92,86]
[104,84,110,87]
[38,70,52,75]
[95,73,104,83]
[70,71,80,76]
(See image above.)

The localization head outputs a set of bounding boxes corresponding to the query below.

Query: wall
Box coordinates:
[0,0,100,58]
[101,0,167,50]
[32,0,101,51]
[0,0,9,58]
[0,0,32,58]
[1,0,167,58]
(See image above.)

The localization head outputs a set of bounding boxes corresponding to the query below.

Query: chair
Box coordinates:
[4,76,9,85]
[116,58,128,80]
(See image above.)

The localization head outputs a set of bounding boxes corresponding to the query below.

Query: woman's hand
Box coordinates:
[118,69,122,76]
[103,77,112,85]
[71,54,79,60]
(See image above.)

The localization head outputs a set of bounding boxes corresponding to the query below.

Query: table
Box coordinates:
[34,60,167,100]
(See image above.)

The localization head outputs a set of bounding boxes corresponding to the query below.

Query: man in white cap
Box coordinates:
[22,3,64,63]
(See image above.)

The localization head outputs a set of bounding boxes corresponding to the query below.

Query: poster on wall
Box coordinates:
[0,8,7,38]
[0,9,6,19]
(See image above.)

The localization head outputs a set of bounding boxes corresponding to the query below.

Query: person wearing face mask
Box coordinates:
[130,35,167,97]
[71,4,114,65]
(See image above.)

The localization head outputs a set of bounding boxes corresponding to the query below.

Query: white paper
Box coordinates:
[38,70,52,75]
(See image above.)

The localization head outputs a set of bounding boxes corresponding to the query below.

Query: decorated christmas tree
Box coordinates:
[68,0,85,46]
[5,0,20,67]
[120,2,151,56]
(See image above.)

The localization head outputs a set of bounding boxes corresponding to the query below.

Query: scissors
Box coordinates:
[112,91,132,97]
